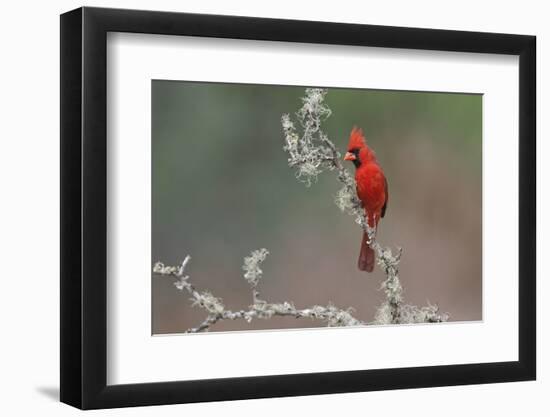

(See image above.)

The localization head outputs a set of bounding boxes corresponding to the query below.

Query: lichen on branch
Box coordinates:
[154,250,364,333]
[153,88,448,333]
[281,88,448,325]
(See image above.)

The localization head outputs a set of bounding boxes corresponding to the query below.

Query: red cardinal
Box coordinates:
[344,127,388,272]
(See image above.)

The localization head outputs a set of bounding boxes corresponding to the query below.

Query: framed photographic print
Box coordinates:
[60,6,536,409]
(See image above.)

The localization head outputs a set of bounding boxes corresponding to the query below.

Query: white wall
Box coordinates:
[0,0,545,415]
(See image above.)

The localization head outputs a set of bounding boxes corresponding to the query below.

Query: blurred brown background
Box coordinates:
[151,81,482,334]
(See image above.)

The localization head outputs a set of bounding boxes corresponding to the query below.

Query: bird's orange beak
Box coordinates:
[344,152,356,161]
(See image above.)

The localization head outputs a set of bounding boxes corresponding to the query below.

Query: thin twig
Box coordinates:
[154,256,364,333]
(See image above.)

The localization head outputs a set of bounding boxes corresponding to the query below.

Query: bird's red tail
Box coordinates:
[358,231,375,272]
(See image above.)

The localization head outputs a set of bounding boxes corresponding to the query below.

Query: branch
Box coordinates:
[153,250,364,333]
[282,88,448,324]
[153,88,448,333]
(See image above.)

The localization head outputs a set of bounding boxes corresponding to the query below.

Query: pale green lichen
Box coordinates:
[242,248,269,287]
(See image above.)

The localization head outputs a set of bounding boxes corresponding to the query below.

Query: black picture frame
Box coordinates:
[60,6,536,410]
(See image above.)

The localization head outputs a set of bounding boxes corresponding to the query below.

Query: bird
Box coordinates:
[343,127,388,272]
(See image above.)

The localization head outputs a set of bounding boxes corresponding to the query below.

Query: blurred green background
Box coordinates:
[152,80,482,334]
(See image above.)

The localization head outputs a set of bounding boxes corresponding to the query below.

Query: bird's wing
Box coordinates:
[381,176,388,218]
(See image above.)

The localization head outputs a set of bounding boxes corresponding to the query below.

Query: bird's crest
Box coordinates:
[348,126,366,151]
